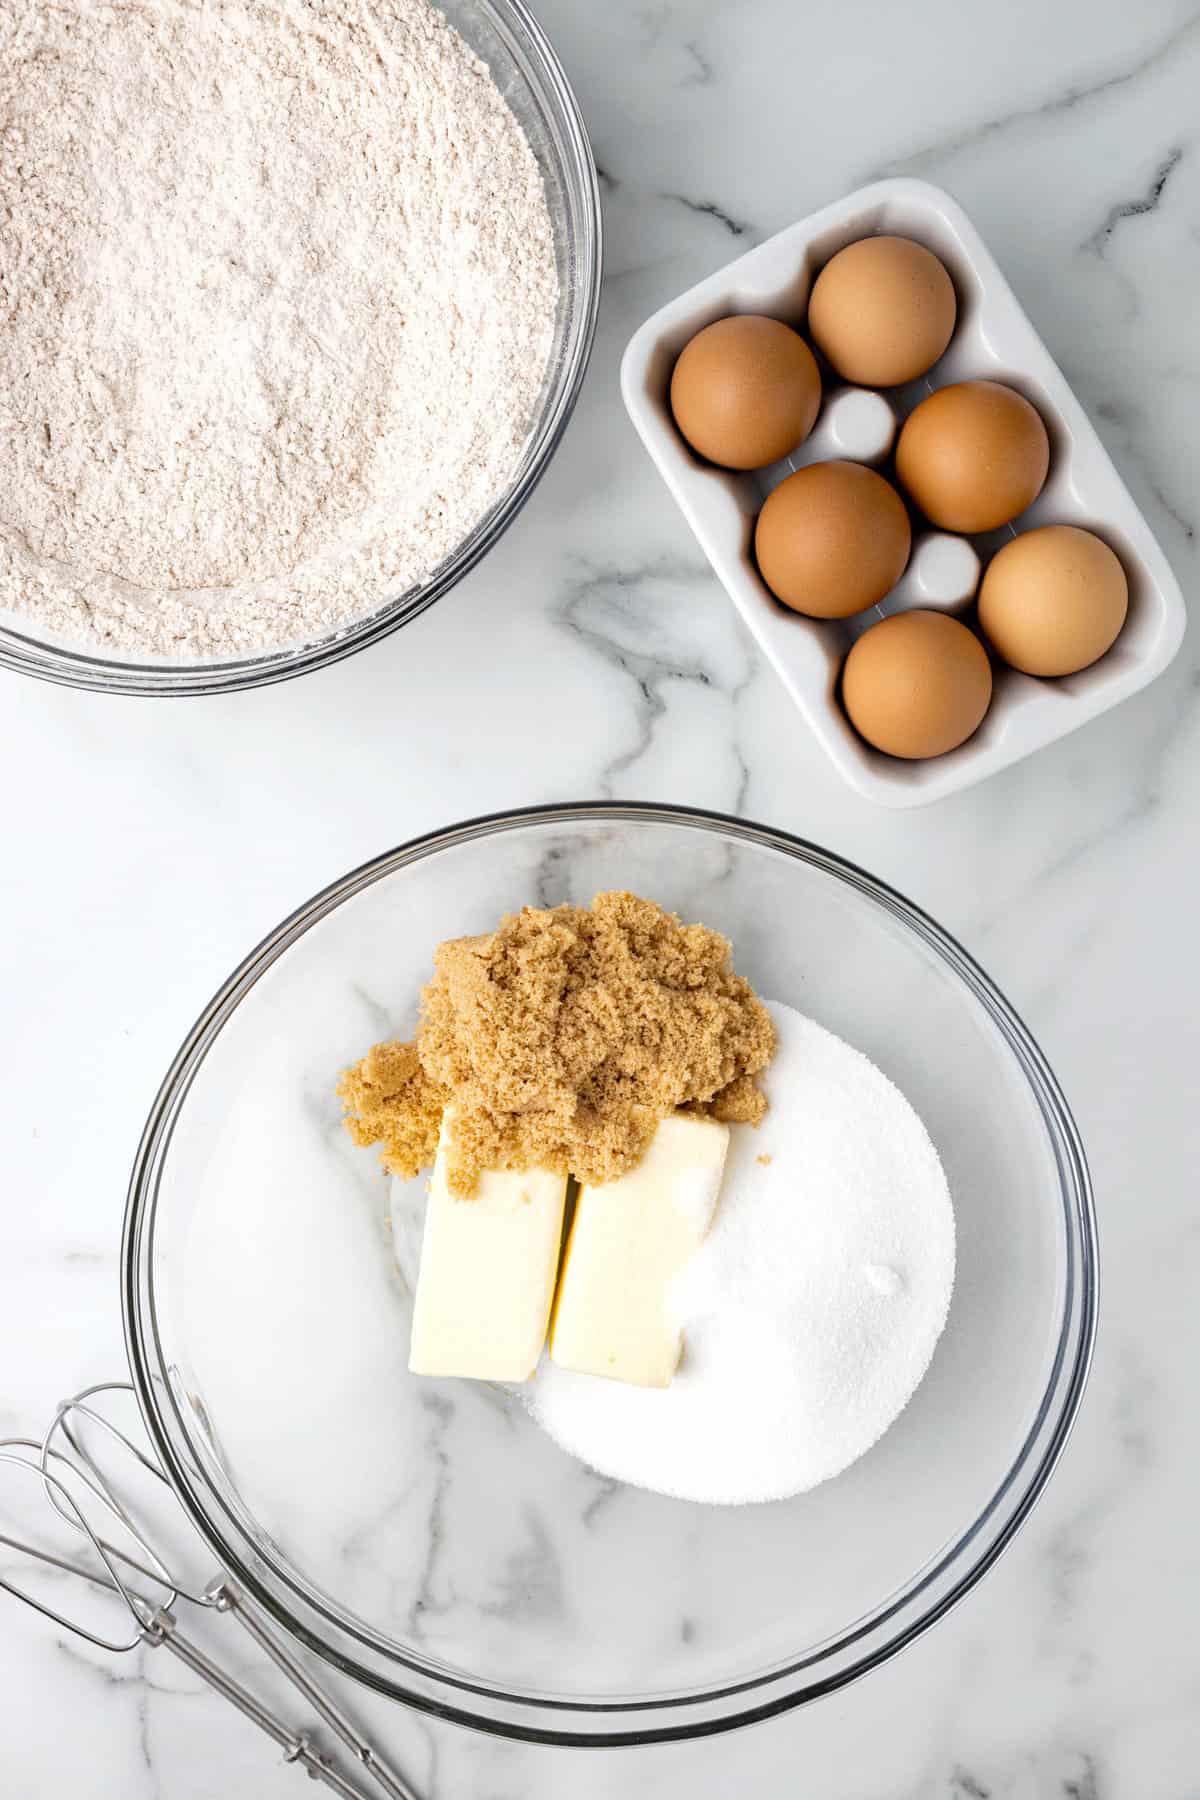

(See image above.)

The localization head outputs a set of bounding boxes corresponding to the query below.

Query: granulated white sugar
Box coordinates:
[528,1001,955,1505]
[0,0,557,659]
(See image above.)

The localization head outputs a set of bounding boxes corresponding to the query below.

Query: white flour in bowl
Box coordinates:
[0,0,558,660]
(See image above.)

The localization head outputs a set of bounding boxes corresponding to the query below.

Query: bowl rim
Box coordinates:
[0,0,602,698]
[122,801,1098,1744]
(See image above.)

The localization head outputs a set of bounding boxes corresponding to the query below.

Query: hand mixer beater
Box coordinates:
[0,1382,420,1799]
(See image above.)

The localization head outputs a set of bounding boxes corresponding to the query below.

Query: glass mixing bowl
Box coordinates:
[0,0,600,697]
[123,804,1096,1744]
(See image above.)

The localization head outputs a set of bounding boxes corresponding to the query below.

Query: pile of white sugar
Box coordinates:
[0,0,558,659]
[528,1001,956,1505]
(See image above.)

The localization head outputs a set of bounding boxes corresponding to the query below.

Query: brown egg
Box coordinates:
[978,525,1128,676]
[895,380,1050,533]
[843,610,993,759]
[755,461,911,618]
[807,236,957,387]
[669,315,822,469]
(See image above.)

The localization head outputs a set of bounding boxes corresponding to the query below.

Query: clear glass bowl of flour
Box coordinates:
[125,803,1096,1744]
[0,0,600,697]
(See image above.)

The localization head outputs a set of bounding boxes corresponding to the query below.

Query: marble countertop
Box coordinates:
[3,0,1198,1792]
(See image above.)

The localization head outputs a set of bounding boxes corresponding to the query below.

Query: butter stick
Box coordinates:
[550,1113,729,1388]
[409,1112,567,1382]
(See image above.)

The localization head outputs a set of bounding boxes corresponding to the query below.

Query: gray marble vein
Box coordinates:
[553,554,754,807]
[661,193,751,236]
[1082,146,1185,255]
[879,9,1200,175]
[635,5,714,86]
[405,1393,454,1639]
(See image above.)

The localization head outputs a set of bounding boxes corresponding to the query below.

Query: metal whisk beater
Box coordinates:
[0,1382,419,1800]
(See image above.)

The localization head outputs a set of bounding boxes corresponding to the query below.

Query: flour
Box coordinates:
[0,0,558,659]
[527,1001,957,1505]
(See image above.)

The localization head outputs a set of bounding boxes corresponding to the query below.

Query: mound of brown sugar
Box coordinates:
[337,890,775,1196]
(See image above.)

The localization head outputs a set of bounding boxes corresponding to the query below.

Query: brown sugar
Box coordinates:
[337,891,775,1196]
[337,1040,445,1179]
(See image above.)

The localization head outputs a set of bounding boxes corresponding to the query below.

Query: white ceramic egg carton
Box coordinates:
[620,177,1187,807]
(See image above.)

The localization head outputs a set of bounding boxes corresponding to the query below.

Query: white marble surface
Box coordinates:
[2,0,1198,1791]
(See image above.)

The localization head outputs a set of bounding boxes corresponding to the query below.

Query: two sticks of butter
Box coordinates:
[408,1111,730,1389]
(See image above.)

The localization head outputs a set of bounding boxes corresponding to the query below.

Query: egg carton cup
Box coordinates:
[620,177,1187,807]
